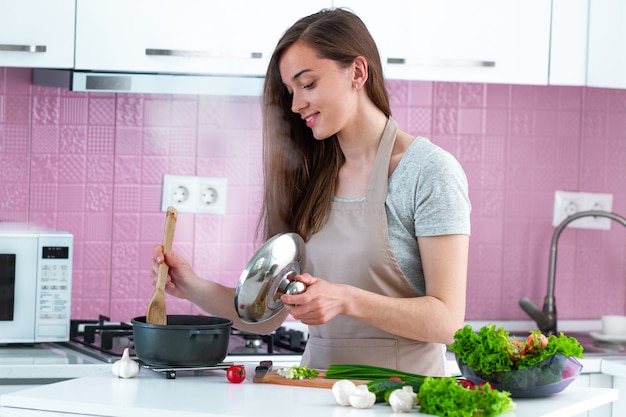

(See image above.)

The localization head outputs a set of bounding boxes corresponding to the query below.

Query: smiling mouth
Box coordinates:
[304,113,318,128]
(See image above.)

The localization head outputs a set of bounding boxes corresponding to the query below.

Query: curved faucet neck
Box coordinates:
[521,210,626,335]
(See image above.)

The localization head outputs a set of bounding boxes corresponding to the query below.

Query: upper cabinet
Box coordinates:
[587,0,626,89]
[549,0,589,86]
[550,0,626,89]
[6,0,625,90]
[74,0,330,76]
[0,0,75,68]
[333,0,552,85]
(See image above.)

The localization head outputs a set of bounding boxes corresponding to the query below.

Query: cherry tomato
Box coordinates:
[226,365,246,383]
[389,376,403,382]
[477,382,492,391]
[458,379,475,390]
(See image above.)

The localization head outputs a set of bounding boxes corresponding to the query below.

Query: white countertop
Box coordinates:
[0,344,112,380]
[0,319,621,417]
[0,365,618,417]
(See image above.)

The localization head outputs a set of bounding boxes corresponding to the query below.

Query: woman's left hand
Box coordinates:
[280,273,343,325]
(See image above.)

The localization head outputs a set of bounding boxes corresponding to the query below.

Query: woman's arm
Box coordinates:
[281,234,468,344]
[152,248,288,335]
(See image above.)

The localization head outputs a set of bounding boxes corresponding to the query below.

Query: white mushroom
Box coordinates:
[332,379,357,406]
[348,385,376,409]
[388,386,418,413]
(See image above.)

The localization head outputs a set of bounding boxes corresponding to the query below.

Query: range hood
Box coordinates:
[32,69,264,96]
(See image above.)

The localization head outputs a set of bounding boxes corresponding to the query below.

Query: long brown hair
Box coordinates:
[259,8,391,241]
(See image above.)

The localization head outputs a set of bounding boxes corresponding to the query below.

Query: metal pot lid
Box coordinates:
[234,233,306,324]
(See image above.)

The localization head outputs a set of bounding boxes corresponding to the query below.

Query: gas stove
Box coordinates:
[61,315,307,364]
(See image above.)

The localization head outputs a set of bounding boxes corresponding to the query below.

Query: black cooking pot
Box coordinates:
[131,315,232,367]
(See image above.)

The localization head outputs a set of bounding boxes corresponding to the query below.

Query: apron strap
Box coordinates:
[367,117,398,203]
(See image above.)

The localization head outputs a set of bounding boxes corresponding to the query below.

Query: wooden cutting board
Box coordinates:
[253,370,368,389]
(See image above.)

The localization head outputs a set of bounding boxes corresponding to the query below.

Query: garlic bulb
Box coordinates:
[388,386,418,413]
[111,348,140,379]
[348,385,376,409]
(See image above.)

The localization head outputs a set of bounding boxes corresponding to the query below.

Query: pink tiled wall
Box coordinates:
[1,67,625,323]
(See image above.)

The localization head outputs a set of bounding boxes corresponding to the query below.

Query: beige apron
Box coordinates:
[301,117,445,376]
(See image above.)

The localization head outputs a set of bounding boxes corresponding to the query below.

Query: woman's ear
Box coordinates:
[352,56,368,90]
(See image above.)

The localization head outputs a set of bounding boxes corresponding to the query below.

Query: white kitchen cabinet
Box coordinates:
[589,374,614,417]
[549,0,589,86]
[74,0,330,76]
[333,0,551,85]
[609,376,626,417]
[587,0,626,89]
[569,374,613,417]
[0,0,75,68]
[600,359,626,417]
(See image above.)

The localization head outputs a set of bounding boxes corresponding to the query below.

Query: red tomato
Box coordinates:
[389,376,403,382]
[458,379,475,390]
[226,365,246,383]
[477,382,492,391]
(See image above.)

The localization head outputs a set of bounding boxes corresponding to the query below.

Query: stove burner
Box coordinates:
[274,327,305,351]
[243,337,263,349]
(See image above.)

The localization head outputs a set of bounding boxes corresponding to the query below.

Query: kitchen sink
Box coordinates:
[508,331,626,357]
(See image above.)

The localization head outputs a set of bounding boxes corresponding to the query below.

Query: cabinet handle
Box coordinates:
[146,48,262,59]
[387,57,495,67]
[85,75,132,91]
[0,44,46,53]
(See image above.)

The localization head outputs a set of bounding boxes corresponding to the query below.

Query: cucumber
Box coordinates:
[367,379,405,403]
[400,379,424,392]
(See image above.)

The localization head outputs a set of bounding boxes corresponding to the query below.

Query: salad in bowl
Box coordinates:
[448,324,584,397]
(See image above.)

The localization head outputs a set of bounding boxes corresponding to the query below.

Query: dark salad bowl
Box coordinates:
[456,353,582,398]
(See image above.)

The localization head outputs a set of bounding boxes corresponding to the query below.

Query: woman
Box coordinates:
[151,8,470,376]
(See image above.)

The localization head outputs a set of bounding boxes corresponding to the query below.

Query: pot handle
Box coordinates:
[189,329,222,338]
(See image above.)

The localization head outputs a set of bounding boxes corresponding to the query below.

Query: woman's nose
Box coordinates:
[291,91,305,114]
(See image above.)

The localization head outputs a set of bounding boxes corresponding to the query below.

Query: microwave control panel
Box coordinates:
[35,233,73,342]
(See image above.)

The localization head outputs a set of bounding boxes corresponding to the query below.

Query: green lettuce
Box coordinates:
[418,377,515,417]
[448,324,584,374]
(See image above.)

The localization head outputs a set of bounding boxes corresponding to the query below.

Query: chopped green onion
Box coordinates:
[277,365,319,380]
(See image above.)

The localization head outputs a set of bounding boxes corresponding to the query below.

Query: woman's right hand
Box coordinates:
[151,245,198,300]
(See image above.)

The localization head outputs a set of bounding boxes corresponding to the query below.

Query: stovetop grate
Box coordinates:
[141,362,235,379]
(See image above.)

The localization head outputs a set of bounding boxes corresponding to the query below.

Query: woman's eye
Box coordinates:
[302,82,314,90]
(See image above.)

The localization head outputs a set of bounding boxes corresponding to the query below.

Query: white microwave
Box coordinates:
[0,223,73,343]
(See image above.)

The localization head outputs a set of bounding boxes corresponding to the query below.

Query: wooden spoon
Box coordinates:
[146,206,178,325]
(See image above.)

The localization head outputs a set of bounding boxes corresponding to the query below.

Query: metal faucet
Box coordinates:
[519,210,626,336]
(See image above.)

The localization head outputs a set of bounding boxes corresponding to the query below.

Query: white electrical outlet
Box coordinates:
[161,174,196,213]
[161,175,227,214]
[552,190,613,230]
[196,177,227,214]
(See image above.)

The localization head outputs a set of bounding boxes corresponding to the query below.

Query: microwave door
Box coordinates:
[0,237,38,343]
[0,254,16,321]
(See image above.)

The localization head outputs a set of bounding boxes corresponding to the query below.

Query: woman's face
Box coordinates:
[279,42,357,140]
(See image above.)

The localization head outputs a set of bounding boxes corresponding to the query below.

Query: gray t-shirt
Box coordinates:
[334,136,471,296]
[387,136,471,295]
